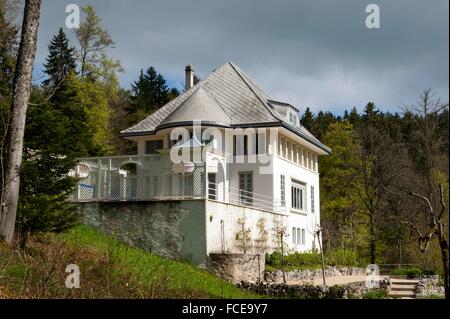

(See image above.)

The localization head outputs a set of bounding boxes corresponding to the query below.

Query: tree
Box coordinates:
[64,73,111,155]
[43,27,76,87]
[127,66,179,125]
[75,5,115,79]
[319,120,367,253]
[300,107,314,132]
[402,89,449,298]
[0,0,18,97]
[16,87,84,247]
[0,0,18,209]
[0,0,41,244]
[355,102,400,264]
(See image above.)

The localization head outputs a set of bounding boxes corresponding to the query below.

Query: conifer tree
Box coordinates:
[43,27,76,87]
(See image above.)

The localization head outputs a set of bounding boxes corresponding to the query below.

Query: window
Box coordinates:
[233,135,249,156]
[145,140,163,154]
[311,185,315,214]
[208,173,217,200]
[302,149,307,167]
[289,112,297,125]
[239,172,253,205]
[292,227,306,245]
[291,181,306,211]
[280,175,286,206]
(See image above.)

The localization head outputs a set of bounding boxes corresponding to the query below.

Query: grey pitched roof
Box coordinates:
[159,86,231,128]
[121,61,331,154]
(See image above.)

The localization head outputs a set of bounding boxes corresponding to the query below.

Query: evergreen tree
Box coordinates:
[16,75,96,246]
[43,27,76,87]
[319,120,367,253]
[129,66,179,116]
[0,0,17,97]
[300,107,315,131]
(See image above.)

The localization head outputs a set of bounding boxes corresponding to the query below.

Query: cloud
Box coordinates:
[31,0,448,114]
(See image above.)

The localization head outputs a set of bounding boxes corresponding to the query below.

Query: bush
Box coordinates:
[266,249,363,271]
[266,251,322,270]
[326,249,359,267]
[363,289,387,299]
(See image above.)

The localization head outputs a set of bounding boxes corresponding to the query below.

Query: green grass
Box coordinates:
[59,225,260,299]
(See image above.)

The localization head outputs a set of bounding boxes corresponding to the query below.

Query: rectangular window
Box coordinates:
[208,173,217,200]
[301,229,306,245]
[239,172,253,205]
[296,228,301,245]
[280,175,285,206]
[311,186,315,214]
[292,227,296,244]
[145,140,163,154]
[291,181,306,211]
[302,149,307,167]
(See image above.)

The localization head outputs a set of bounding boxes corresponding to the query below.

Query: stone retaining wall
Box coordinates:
[264,266,366,283]
[416,275,445,297]
[208,253,265,283]
[237,278,390,299]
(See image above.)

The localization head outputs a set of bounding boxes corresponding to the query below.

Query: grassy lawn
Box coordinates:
[0,225,260,299]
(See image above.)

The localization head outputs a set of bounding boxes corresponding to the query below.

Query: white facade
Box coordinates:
[78,62,332,257]
[125,125,323,253]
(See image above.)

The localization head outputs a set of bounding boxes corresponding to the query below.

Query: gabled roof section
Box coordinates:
[159,86,231,129]
[120,61,331,154]
[121,62,278,135]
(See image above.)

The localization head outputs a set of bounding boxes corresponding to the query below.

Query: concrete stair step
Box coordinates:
[388,290,416,298]
[391,279,419,286]
[390,285,417,291]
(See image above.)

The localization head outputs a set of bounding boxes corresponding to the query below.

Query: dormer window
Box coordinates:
[289,111,298,126]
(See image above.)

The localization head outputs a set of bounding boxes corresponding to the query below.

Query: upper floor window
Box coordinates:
[291,181,306,212]
[289,113,298,125]
[145,140,163,154]
[239,172,253,205]
[280,175,286,207]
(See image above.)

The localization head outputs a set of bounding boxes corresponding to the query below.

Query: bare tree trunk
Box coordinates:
[369,210,376,264]
[0,0,41,243]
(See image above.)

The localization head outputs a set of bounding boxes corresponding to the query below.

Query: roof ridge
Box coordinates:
[227,61,281,123]
[207,89,233,122]
[161,85,202,124]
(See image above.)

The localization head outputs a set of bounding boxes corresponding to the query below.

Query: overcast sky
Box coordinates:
[27,0,449,114]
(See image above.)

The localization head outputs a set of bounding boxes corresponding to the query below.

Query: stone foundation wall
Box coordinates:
[208,253,265,283]
[237,278,390,299]
[76,200,208,265]
[416,275,445,297]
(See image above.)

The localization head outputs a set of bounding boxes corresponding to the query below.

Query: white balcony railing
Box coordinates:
[70,154,283,213]
[70,154,206,201]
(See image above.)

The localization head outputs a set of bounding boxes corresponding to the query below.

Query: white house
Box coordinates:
[73,62,331,265]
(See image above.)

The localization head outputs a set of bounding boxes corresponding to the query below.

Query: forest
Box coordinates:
[0,1,448,296]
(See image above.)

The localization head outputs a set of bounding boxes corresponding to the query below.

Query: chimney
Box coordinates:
[185,64,194,91]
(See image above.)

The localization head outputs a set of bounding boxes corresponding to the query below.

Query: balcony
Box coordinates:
[70,154,284,213]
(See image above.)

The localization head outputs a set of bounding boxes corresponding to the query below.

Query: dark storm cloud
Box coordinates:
[32,0,448,114]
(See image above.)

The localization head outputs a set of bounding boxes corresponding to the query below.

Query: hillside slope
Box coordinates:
[0,225,259,299]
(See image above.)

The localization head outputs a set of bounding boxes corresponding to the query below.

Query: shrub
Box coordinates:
[363,289,387,299]
[266,249,362,270]
[405,267,423,279]
[326,249,359,267]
